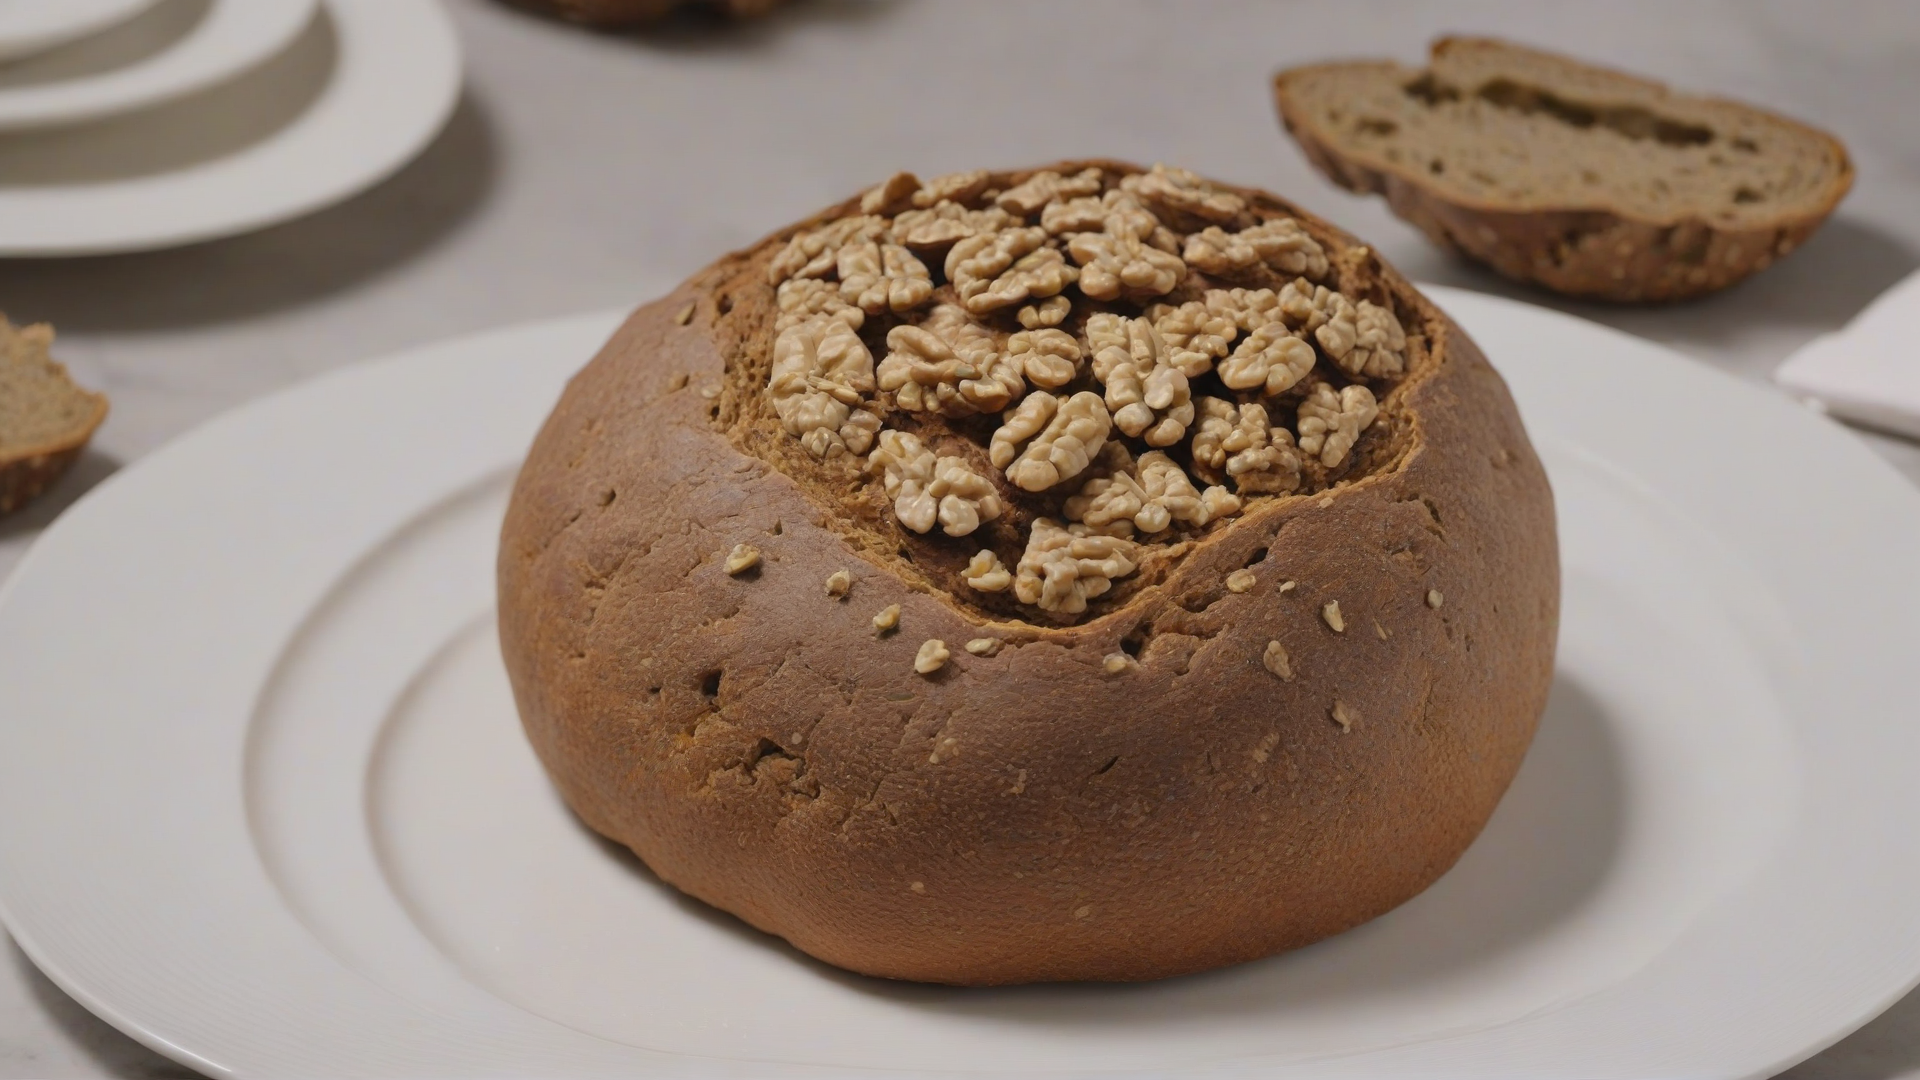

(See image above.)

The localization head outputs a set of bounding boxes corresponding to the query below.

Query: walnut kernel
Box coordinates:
[775,278,864,333]
[1317,296,1408,379]
[1183,218,1328,278]
[867,430,1003,537]
[990,390,1112,492]
[1017,296,1071,329]
[1147,300,1238,377]
[891,201,1015,251]
[860,170,921,215]
[997,167,1103,216]
[836,241,934,315]
[1068,224,1186,303]
[1217,324,1317,397]
[1007,328,1082,390]
[1014,518,1139,616]
[1296,381,1380,468]
[1086,313,1194,447]
[768,317,881,458]
[877,305,1023,416]
[911,170,991,209]
[1122,163,1246,223]
[947,226,1078,315]
[766,215,886,285]
[962,549,1012,592]
[1190,398,1302,494]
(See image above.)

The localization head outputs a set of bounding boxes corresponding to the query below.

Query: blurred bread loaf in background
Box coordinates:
[1273,37,1853,302]
[508,0,785,27]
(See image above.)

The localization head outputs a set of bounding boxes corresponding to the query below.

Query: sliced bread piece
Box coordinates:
[0,317,107,516]
[1273,36,1853,301]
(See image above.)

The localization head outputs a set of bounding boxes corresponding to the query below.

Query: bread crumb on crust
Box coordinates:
[1102,652,1134,674]
[915,638,950,674]
[1263,640,1294,680]
[826,569,852,597]
[1321,599,1345,632]
[724,543,761,575]
[1332,700,1356,731]
[965,637,1002,657]
[873,604,902,633]
[1427,588,1445,609]
[1226,568,1257,593]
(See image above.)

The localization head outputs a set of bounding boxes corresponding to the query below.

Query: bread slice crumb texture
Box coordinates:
[1278,37,1850,228]
[0,319,105,455]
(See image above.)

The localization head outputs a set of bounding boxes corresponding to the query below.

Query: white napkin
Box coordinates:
[1775,268,1920,441]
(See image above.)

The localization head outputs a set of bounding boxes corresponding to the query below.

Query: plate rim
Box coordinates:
[4,291,1920,1077]
[0,0,460,257]
[0,0,162,62]
[0,0,319,131]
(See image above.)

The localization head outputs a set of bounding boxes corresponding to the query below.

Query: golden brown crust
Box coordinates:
[1272,47,1853,303]
[0,441,93,516]
[497,160,1559,984]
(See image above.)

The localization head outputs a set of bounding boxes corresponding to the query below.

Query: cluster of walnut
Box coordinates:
[762,165,1409,620]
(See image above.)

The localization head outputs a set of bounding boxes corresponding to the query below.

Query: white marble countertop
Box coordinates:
[3,0,1919,1075]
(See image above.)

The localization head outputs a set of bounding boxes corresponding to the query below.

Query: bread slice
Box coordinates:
[0,318,108,516]
[1273,36,1853,301]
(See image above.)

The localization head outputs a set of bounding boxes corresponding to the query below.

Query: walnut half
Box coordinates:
[1066,449,1238,536]
[767,317,881,458]
[867,430,1004,537]
[946,227,1078,315]
[1014,517,1140,616]
[990,390,1112,492]
[1296,381,1380,468]
[877,304,1023,417]
[1086,313,1194,447]
[1191,398,1302,494]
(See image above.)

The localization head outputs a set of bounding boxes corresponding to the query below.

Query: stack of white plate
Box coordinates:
[0,0,461,256]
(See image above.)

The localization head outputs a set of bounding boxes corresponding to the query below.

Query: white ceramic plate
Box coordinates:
[4,289,1920,1079]
[0,0,158,63]
[0,0,316,131]
[0,0,457,256]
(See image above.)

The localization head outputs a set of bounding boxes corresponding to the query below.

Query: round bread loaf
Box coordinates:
[498,160,1559,985]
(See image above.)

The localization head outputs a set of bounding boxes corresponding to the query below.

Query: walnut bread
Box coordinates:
[0,318,107,517]
[498,160,1559,985]
[1273,37,1853,302]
